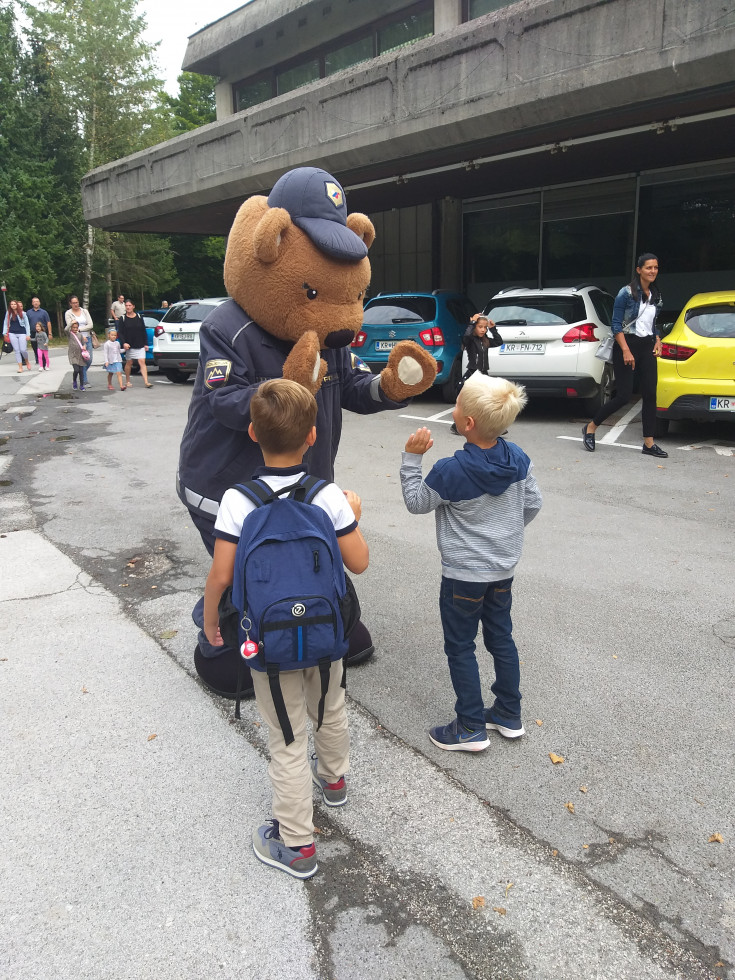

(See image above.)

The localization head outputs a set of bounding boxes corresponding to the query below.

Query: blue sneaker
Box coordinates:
[252,819,318,879]
[310,753,347,807]
[485,708,525,739]
[429,718,489,752]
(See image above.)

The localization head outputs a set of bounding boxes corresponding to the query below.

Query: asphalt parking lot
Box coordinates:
[1,354,733,979]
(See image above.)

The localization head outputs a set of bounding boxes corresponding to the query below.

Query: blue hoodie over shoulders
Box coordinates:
[400,439,542,582]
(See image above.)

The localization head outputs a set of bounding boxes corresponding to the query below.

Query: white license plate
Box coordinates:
[375,340,397,352]
[710,396,735,412]
[500,343,545,354]
[172,333,196,342]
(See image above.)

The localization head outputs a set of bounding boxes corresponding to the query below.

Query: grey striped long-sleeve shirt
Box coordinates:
[400,439,542,582]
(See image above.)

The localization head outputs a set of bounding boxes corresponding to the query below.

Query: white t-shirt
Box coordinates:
[214,469,357,543]
[635,298,656,337]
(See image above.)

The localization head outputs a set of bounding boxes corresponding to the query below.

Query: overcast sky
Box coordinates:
[140,0,247,94]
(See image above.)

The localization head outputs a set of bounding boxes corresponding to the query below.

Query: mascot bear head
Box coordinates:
[223,166,437,399]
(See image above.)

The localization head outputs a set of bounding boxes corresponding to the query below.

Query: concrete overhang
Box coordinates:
[183,0,413,79]
[82,0,735,235]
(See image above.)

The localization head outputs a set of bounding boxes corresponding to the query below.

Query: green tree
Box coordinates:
[24,0,174,310]
[161,72,226,299]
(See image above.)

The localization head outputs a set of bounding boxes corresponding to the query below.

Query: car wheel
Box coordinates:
[441,355,462,403]
[583,364,614,415]
[653,417,670,438]
[162,369,191,384]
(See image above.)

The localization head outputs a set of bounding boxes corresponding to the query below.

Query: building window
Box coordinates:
[466,0,515,19]
[543,214,633,284]
[235,77,273,113]
[325,36,374,76]
[277,58,320,96]
[378,9,433,55]
[232,1,433,113]
[464,204,541,302]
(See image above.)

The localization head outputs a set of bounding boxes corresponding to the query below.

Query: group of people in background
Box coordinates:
[2,297,53,372]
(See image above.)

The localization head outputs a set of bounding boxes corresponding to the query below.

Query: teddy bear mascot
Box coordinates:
[177,166,437,700]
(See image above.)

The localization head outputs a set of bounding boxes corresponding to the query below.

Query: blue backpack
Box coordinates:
[227,475,355,744]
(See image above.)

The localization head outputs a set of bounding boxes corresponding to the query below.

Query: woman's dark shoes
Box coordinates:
[581,424,595,452]
[642,443,668,458]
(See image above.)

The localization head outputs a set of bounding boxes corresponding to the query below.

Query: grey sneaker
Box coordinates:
[310,753,347,807]
[252,820,318,879]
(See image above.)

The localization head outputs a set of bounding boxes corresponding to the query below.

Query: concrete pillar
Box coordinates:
[434,0,463,34]
[438,197,462,292]
[215,81,234,120]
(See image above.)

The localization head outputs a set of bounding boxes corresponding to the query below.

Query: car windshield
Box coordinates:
[485,297,587,326]
[684,305,735,339]
[163,303,217,324]
[364,297,436,324]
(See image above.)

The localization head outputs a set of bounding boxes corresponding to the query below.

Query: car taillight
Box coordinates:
[351,331,366,348]
[660,342,696,360]
[154,324,165,337]
[562,323,597,343]
[419,327,445,346]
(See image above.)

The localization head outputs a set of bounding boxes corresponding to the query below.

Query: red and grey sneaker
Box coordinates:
[310,754,347,807]
[252,820,318,879]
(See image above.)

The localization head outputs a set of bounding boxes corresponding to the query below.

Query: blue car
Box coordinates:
[352,291,478,401]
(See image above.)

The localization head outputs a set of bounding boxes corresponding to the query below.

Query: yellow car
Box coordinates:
[656,290,735,435]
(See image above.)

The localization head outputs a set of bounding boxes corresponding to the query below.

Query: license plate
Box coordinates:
[172,333,196,342]
[710,396,735,412]
[500,343,545,354]
[375,340,397,352]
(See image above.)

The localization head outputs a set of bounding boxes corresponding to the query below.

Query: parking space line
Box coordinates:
[598,400,642,445]
[558,436,642,450]
[400,408,454,424]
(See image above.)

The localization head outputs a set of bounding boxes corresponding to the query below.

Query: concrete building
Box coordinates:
[81,0,735,312]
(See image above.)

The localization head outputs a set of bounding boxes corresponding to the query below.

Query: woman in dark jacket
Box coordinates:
[582,253,666,458]
[117,300,152,388]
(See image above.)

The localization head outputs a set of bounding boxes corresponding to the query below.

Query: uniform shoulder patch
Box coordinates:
[350,352,372,373]
[204,359,232,390]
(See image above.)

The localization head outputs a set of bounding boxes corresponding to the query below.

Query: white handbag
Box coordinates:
[595,336,614,363]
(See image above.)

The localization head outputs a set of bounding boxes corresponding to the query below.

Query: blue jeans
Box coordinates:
[438,576,521,731]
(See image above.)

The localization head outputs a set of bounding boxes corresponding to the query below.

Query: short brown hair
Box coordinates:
[459,373,527,440]
[250,379,317,454]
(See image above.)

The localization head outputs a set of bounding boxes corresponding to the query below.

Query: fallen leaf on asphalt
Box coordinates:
[313,827,321,835]
[549,753,565,764]
[472,896,485,909]
[492,907,506,915]
[609,837,616,844]
[565,802,575,814]
[0,658,8,662]
[253,721,261,728]
[535,719,543,726]
[582,844,589,849]
[612,654,618,659]
[81,686,89,694]
[552,849,558,857]
[120,584,129,588]
[504,882,514,897]
[147,734,157,741]
[159,630,178,639]
[580,785,588,793]
[151,585,158,589]
[708,833,724,843]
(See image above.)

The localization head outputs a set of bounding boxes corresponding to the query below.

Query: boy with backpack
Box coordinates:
[400,372,542,752]
[203,379,369,879]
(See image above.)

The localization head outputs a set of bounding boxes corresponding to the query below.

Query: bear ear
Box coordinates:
[253,206,293,264]
[346,213,376,250]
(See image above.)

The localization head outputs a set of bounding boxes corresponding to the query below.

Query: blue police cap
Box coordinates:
[268,167,368,262]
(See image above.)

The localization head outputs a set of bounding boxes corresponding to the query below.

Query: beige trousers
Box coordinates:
[251,659,349,847]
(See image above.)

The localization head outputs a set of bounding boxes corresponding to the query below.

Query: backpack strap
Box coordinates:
[266,663,295,745]
[315,655,332,732]
[234,474,327,507]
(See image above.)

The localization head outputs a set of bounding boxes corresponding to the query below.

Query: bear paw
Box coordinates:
[379,341,437,402]
[283,331,327,395]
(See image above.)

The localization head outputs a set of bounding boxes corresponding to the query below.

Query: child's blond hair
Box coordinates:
[459,372,527,440]
[250,378,317,454]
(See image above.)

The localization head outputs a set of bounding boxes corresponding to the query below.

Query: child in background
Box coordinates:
[400,372,542,752]
[203,379,369,879]
[35,324,50,371]
[103,329,126,391]
[67,321,87,391]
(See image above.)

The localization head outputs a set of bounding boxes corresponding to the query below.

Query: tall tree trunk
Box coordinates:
[83,222,95,308]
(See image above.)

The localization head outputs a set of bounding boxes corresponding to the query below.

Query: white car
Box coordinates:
[470,286,615,413]
[153,297,229,383]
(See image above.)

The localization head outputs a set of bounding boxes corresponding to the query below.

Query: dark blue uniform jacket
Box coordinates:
[178,299,406,516]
